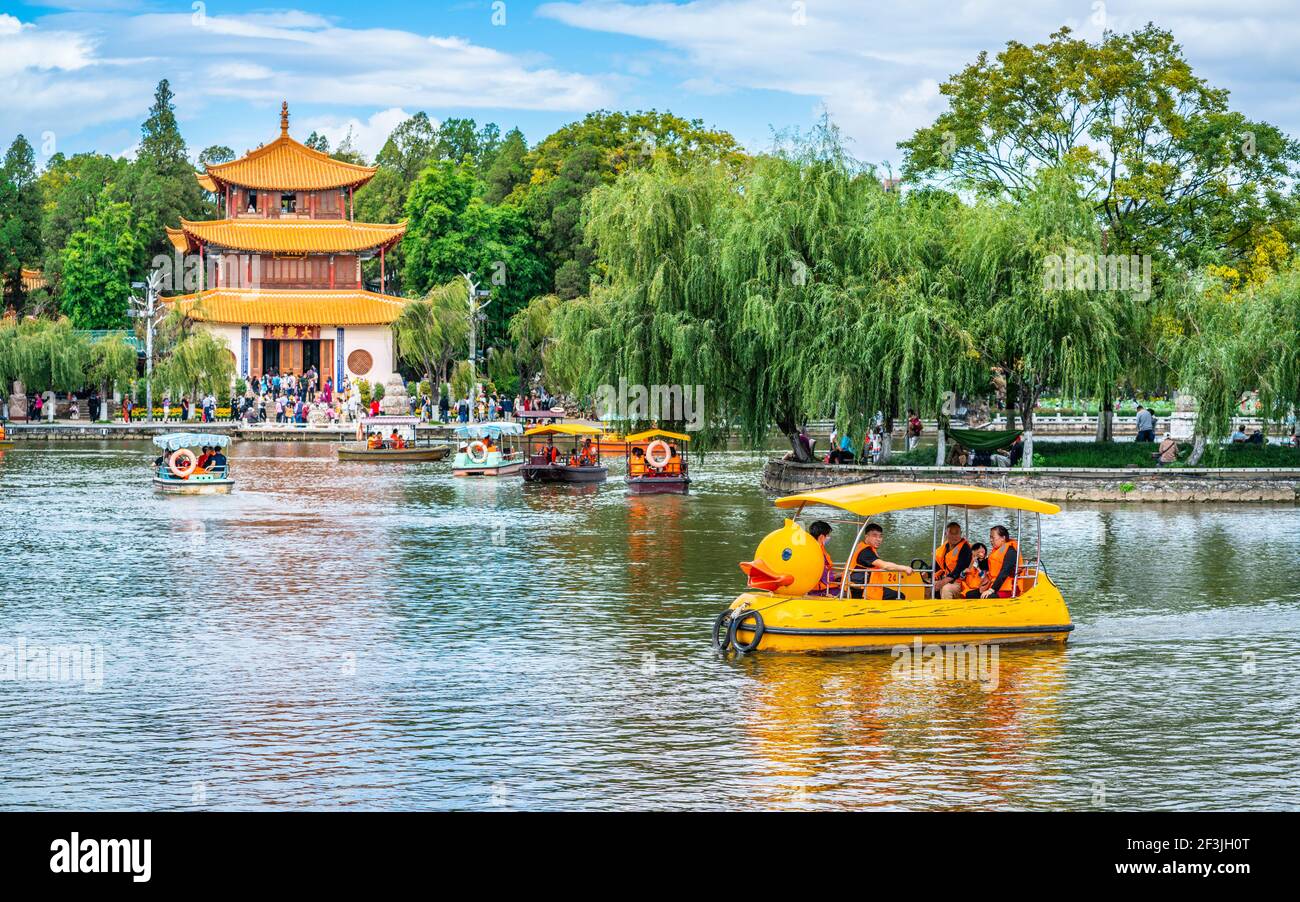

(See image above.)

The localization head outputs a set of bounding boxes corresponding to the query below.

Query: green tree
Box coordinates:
[88,332,139,418]
[198,145,235,166]
[393,279,470,387]
[37,153,130,289]
[484,127,529,204]
[125,79,207,267]
[900,25,1300,270]
[59,202,139,328]
[0,135,43,307]
[0,317,89,395]
[155,329,234,399]
[402,161,546,344]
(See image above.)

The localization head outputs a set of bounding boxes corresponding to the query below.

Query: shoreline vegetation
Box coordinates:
[3,26,1300,466]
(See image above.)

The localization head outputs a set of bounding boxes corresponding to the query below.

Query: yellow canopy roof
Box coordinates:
[625,429,692,442]
[167,219,406,255]
[196,173,219,193]
[169,289,407,325]
[201,105,378,191]
[775,482,1060,517]
[524,424,603,437]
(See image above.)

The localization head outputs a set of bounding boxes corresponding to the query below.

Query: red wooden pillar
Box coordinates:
[349,186,354,221]
[380,245,385,290]
[329,255,335,289]
[198,241,205,292]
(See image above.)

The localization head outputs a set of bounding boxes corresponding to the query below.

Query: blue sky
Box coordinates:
[3,0,1298,171]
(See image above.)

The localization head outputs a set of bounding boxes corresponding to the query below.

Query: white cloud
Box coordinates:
[300,108,419,161]
[0,10,613,153]
[537,0,1300,164]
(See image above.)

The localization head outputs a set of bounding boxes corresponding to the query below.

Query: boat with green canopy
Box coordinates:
[152,432,234,495]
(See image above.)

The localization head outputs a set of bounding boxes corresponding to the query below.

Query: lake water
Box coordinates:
[0,441,1297,810]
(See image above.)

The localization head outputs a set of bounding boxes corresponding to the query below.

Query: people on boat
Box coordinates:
[982,525,1018,598]
[847,523,913,599]
[578,437,596,466]
[195,446,214,472]
[630,446,646,477]
[389,430,404,449]
[808,520,839,595]
[931,521,972,599]
[367,431,383,450]
[943,542,988,599]
[210,448,228,473]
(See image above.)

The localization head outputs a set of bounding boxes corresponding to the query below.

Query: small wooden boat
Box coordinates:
[338,416,449,461]
[626,429,691,494]
[522,424,608,483]
[152,432,235,495]
[452,422,525,476]
[714,482,1072,654]
[0,424,13,448]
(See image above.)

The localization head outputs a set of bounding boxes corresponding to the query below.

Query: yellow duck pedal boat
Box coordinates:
[714,482,1073,655]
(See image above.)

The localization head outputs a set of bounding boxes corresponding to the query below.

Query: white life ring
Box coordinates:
[467,440,489,464]
[645,439,672,469]
[168,448,197,479]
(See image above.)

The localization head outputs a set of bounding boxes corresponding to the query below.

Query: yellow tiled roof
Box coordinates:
[203,135,377,191]
[169,289,408,326]
[167,219,406,254]
[196,173,218,192]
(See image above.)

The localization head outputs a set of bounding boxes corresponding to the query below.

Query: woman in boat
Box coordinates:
[389,429,404,449]
[982,526,1018,598]
[808,521,839,596]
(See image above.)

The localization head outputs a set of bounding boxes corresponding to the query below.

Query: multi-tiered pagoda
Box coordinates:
[167,103,406,388]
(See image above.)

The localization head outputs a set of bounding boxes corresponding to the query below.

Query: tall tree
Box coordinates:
[125,79,206,267]
[900,25,1300,270]
[484,127,529,204]
[393,279,470,387]
[59,202,139,329]
[0,135,43,307]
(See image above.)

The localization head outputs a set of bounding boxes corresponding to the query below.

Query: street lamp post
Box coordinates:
[128,271,167,423]
[461,272,493,423]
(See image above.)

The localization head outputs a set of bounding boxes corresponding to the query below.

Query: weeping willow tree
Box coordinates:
[393,279,469,389]
[956,167,1125,466]
[87,333,138,419]
[0,317,89,397]
[508,293,564,392]
[816,188,986,463]
[552,157,739,444]
[1156,268,1297,464]
[154,329,234,401]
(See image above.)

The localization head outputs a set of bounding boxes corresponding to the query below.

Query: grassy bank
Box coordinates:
[887,441,1300,469]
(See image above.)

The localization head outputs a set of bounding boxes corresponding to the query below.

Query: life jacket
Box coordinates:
[848,540,895,599]
[934,538,970,578]
[961,560,985,594]
[817,544,838,592]
[986,539,1019,595]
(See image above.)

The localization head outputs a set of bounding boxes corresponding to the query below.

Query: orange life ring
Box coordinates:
[467,440,489,464]
[168,448,197,479]
[645,439,672,469]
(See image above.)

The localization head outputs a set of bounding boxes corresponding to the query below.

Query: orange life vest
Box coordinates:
[817,544,837,592]
[960,561,984,593]
[986,539,1019,595]
[934,538,970,578]
[848,540,895,598]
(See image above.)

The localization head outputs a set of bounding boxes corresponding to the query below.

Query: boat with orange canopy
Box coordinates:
[522,424,607,483]
[625,429,690,494]
[714,481,1072,654]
